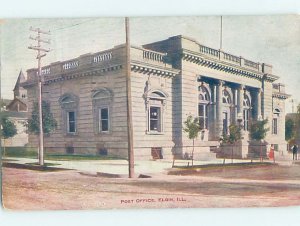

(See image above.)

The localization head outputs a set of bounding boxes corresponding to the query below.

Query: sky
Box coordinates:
[0,15,299,112]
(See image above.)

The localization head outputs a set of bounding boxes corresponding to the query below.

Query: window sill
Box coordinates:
[146,131,165,135]
[65,132,78,137]
[98,131,111,135]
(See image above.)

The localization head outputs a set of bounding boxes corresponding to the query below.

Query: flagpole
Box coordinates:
[220,16,223,50]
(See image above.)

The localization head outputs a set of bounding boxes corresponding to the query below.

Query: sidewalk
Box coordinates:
[3,156,295,176]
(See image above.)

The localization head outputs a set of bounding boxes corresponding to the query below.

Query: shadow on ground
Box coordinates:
[2,162,71,172]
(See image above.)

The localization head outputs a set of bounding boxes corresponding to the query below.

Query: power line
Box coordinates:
[52,18,100,31]
[1,18,124,59]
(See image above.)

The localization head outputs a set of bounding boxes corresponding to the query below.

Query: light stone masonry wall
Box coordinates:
[23,35,290,161]
[25,46,129,158]
[130,71,175,159]
[265,95,287,154]
[28,71,128,157]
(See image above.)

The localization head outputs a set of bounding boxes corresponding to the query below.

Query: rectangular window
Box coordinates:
[198,104,208,130]
[272,118,278,134]
[67,111,76,133]
[243,109,249,131]
[223,112,228,134]
[150,106,161,132]
[100,107,109,132]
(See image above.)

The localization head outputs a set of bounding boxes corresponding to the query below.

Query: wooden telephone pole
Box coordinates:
[125,17,134,178]
[28,27,50,166]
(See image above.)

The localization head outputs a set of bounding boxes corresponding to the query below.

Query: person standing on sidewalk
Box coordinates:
[292,144,298,160]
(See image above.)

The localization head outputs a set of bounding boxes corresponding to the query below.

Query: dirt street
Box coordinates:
[2,164,300,210]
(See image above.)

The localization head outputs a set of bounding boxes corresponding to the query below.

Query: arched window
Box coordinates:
[222,88,233,134]
[243,95,251,108]
[272,108,280,134]
[198,85,211,130]
[274,108,280,115]
[60,96,75,105]
[92,88,113,133]
[243,93,251,131]
[222,90,232,104]
[198,86,210,102]
[92,89,112,100]
[144,89,167,133]
[59,93,79,134]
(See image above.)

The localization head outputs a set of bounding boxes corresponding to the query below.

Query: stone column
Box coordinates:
[208,84,217,139]
[237,85,245,116]
[237,85,247,158]
[257,88,262,120]
[216,80,224,137]
[212,84,217,120]
[233,88,238,122]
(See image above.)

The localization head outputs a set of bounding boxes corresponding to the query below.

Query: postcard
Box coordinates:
[1,15,300,210]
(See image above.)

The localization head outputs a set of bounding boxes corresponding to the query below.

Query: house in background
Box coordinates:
[6,70,28,112]
[22,35,290,160]
[2,70,28,147]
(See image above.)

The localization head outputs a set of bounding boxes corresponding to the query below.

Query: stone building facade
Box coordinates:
[22,35,290,160]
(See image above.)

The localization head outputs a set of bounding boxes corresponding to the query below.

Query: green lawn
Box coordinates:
[45,154,123,161]
[2,147,125,161]
[2,147,37,158]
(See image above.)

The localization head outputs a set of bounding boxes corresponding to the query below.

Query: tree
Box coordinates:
[250,119,269,161]
[28,101,57,135]
[220,124,242,163]
[1,116,17,157]
[296,103,300,126]
[294,104,300,145]
[27,101,57,164]
[183,115,201,166]
[285,118,295,142]
[250,119,269,141]
[220,124,242,145]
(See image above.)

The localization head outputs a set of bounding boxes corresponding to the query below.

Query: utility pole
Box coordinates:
[125,17,134,178]
[28,27,50,166]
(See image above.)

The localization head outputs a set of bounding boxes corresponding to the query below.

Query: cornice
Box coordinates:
[22,64,123,87]
[272,92,291,100]
[131,61,180,77]
[182,49,278,82]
